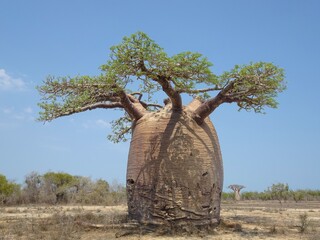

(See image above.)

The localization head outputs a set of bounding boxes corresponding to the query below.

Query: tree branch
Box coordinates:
[130,92,143,100]
[192,62,285,125]
[38,75,149,122]
[80,102,123,110]
[126,93,163,110]
[176,86,222,94]
[38,102,124,121]
[144,103,163,109]
[118,91,145,120]
[107,125,132,143]
[192,81,235,125]
[156,76,182,110]
[138,61,182,110]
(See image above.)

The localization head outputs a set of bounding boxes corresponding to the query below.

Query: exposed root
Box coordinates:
[75,221,139,229]
[75,220,219,238]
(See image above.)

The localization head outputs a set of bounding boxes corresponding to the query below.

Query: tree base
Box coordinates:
[76,217,221,238]
[116,219,220,238]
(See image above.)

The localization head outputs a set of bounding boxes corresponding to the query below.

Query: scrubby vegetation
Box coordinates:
[222,183,320,202]
[0,172,126,206]
[1,173,320,207]
[0,174,20,204]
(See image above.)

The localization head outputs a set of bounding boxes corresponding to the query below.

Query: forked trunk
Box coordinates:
[126,100,223,228]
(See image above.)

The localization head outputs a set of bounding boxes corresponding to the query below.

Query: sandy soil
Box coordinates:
[0,201,319,239]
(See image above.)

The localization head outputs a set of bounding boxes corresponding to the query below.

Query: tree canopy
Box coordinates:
[0,174,18,197]
[228,184,245,191]
[38,32,286,142]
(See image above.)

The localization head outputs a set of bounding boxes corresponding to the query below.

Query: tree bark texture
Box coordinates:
[126,100,223,227]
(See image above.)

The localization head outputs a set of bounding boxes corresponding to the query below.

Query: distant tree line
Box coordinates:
[223,183,320,202]
[1,175,320,206]
[0,172,126,205]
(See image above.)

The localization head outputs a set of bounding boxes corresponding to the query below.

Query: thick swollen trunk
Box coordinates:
[235,190,241,201]
[126,100,223,227]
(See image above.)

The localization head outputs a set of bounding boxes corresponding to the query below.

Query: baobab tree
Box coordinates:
[228,184,245,201]
[37,32,285,229]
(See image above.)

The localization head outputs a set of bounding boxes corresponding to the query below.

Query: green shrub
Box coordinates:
[0,174,20,204]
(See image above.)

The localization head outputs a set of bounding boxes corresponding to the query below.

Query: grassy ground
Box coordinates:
[0,201,319,239]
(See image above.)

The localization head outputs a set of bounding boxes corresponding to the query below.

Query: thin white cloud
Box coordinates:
[24,107,33,114]
[95,119,110,128]
[0,69,26,91]
[1,106,34,122]
[2,107,14,114]
[82,119,111,129]
[13,114,25,120]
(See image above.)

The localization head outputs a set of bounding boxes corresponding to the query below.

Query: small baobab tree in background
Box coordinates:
[228,184,245,201]
[37,32,286,230]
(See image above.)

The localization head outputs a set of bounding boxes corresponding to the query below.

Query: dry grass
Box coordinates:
[0,201,319,239]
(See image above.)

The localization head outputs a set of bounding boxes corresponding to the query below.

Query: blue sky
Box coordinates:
[1,0,319,192]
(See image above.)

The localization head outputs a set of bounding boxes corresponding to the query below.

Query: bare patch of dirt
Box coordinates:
[0,201,319,239]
